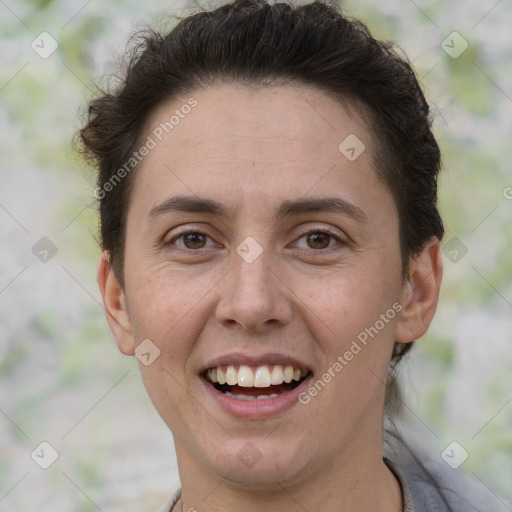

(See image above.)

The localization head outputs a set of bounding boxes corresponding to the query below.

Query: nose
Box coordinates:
[215,247,292,333]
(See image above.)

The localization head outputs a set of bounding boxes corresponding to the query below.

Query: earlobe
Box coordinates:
[97,252,135,356]
[394,238,443,344]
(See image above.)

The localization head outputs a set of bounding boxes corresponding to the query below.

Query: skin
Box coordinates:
[98,83,443,512]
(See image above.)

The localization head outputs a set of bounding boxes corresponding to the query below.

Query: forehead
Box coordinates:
[146,83,373,165]
[133,82,393,223]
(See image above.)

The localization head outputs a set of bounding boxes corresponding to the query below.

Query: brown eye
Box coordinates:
[293,229,343,252]
[167,230,214,251]
[182,232,207,249]
[306,232,331,249]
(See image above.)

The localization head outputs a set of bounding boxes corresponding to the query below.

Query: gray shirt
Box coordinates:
[385,453,511,512]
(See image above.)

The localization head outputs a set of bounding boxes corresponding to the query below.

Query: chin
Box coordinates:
[199,436,316,489]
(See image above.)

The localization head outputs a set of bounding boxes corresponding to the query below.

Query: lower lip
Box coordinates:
[200,374,314,420]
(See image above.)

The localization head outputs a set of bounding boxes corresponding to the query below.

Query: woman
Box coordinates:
[80,1,510,510]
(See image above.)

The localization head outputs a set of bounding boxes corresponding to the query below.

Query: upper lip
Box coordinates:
[201,352,312,373]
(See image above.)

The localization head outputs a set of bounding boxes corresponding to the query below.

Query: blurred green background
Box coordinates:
[0,0,511,510]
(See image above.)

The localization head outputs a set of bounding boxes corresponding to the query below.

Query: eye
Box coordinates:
[167,230,216,251]
[165,228,345,253]
[294,229,343,250]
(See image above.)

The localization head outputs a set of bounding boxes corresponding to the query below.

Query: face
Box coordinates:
[99,83,441,490]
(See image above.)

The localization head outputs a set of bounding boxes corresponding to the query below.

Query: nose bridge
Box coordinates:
[216,241,290,330]
[235,245,274,299]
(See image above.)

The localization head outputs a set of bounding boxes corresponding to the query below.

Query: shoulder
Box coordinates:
[386,450,511,512]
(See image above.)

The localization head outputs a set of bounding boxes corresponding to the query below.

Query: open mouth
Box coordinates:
[203,364,311,401]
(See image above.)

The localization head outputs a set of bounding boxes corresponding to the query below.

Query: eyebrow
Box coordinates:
[148,195,368,223]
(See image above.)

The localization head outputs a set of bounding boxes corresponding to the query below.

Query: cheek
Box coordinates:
[124,268,212,424]
[294,261,400,341]
[124,263,210,355]
[292,264,402,410]
[294,273,400,421]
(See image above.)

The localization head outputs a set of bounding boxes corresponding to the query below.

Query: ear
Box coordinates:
[394,237,443,344]
[97,251,135,356]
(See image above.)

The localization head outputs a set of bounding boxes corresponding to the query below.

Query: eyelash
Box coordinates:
[166,228,345,253]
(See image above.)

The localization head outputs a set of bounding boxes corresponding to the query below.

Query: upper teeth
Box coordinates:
[206,365,308,387]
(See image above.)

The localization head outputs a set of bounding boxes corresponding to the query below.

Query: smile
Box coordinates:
[204,364,311,401]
